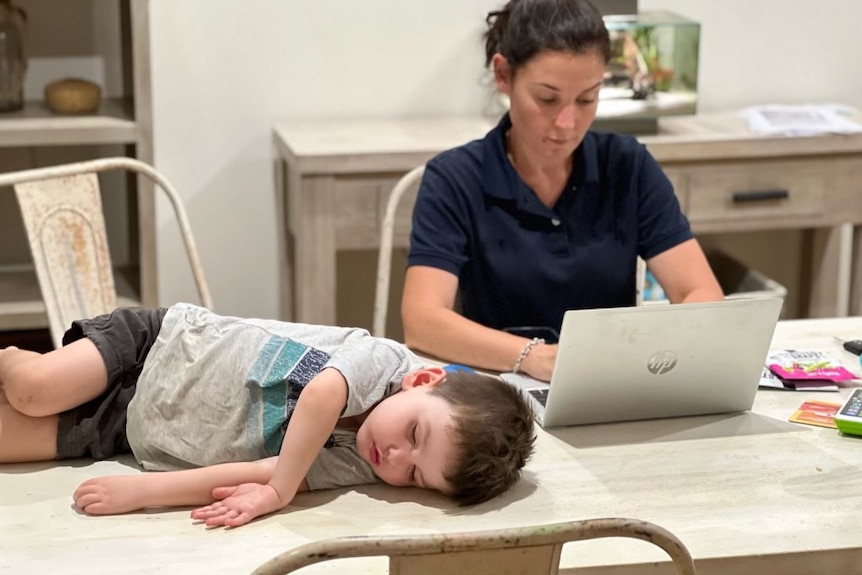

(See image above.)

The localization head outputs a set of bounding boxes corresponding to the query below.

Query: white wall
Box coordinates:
[150,0,862,321]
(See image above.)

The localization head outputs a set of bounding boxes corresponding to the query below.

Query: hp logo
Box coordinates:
[647,351,678,375]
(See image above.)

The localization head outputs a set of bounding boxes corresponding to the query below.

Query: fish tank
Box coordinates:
[596,10,700,134]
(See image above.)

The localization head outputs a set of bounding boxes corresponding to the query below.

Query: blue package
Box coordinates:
[443,364,475,373]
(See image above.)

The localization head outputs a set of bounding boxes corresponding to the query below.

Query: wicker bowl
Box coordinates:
[44,78,102,114]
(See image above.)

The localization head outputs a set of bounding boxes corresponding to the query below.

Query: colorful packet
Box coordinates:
[767,349,858,382]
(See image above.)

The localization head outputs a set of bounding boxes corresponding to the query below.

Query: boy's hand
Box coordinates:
[190,482,287,527]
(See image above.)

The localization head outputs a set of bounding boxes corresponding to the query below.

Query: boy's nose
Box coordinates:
[385,445,408,466]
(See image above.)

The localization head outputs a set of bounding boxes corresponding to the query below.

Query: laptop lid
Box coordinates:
[533,297,783,428]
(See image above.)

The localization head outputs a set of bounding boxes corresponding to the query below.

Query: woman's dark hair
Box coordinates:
[485,0,611,73]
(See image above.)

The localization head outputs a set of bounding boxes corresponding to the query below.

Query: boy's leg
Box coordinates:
[0,340,108,418]
[73,457,282,515]
[0,398,59,462]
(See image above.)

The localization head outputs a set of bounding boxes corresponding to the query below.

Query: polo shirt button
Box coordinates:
[551,218,561,227]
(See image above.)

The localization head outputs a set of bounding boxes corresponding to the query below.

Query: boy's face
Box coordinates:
[355,368,456,495]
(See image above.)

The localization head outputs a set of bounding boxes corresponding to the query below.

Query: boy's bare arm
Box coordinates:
[74,457,300,515]
[269,367,348,499]
[191,367,348,527]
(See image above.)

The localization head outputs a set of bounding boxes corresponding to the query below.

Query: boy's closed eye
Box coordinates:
[408,423,418,484]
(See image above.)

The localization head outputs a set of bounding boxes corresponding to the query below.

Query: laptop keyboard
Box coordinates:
[528,388,549,406]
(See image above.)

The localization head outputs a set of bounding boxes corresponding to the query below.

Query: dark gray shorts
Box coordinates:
[56,307,167,460]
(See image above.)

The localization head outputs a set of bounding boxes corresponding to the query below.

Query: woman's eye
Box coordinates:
[577,99,596,105]
[410,423,417,445]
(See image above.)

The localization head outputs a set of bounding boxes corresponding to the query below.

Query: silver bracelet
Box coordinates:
[513,337,544,374]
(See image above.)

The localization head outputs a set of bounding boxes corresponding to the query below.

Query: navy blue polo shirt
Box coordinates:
[407,114,692,335]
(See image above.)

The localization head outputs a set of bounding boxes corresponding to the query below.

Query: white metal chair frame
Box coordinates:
[373,164,425,338]
[0,157,212,347]
[249,517,697,575]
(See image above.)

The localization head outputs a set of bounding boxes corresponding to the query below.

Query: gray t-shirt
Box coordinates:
[126,303,426,490]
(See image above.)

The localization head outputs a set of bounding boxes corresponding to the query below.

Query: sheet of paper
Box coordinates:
[740,104,862,136]
[783,380,841,392]
[759,366,787,390]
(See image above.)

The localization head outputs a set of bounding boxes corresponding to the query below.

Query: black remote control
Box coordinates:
[842,339,862,356]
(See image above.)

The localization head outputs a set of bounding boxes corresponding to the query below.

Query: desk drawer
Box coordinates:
[685,161,827,225]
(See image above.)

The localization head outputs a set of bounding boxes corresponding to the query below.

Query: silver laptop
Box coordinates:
[503,297,784,428]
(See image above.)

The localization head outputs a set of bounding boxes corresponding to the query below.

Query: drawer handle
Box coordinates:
[731,189,789,203]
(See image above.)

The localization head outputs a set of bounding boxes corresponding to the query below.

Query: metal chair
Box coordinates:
[373,164,425,338]
[249,517,696,575]
[0,157,213,348]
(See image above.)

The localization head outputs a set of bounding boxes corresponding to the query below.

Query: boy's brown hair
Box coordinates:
[430,370,536,505]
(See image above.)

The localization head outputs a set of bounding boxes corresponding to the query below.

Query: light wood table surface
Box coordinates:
[1,316,861,574]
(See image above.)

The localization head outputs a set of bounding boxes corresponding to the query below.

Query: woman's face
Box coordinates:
[494,50,606,163]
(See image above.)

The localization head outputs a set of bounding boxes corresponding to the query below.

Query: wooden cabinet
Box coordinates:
[0,0,153,330]
[274,112,862,327]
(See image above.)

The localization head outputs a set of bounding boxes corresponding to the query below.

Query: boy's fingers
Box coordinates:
[73,485,102,507]
[74,494,110,515]
[226,513,252,527]
[81,502,108,515]
[205,509,239,527]
[211,485,238,499]
[74,489,94,502]
[191,505,223,518]
[72,481,96,498]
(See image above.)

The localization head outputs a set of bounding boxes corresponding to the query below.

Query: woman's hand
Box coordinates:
[521,342,558,382]
[190,482,288,528]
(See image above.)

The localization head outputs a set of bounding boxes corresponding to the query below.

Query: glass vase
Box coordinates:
[0,0,27,112]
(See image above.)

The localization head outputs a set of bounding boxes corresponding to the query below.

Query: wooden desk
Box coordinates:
[2,317,861,574]
[273,113,862,325]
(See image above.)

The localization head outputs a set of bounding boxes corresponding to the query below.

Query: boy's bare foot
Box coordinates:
[73,476,149,515]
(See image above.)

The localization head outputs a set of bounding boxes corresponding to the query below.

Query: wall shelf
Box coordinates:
[0,98,138,146]
[0,0,154,334]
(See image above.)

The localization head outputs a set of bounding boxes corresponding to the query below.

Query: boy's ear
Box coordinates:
[401,367,447,390]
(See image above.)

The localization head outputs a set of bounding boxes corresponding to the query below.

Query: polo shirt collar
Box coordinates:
[481,113,600,204]
[578,130,599,186]
[481,114,518,201]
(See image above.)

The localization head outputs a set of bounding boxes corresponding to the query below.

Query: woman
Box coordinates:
[402,0,723,382]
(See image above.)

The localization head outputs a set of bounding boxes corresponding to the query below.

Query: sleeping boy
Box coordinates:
[0,303,535,527]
